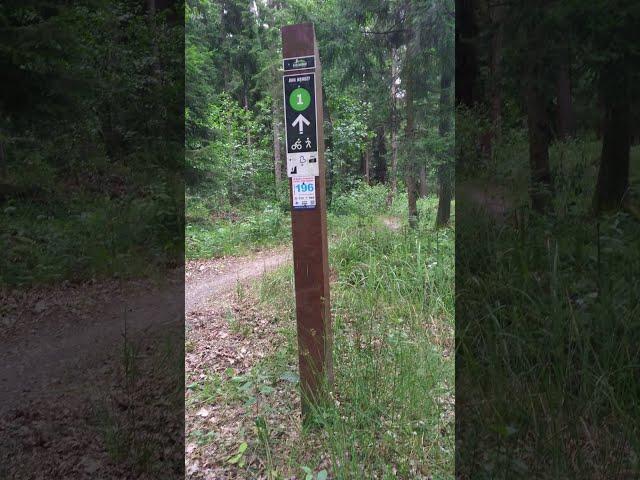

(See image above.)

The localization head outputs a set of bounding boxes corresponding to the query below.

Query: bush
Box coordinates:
[330,183,389,217]
[185,201,290,259]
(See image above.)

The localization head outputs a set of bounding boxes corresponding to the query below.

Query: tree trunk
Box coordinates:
[273,104,281,184]
[373,126,387,184]
[364,147,371,185]
[436,40,453,227]
[455,0,478,108]
[436,164,452,226]
[0,139,6,180]
[405,70,418,228]
[556,50,575,139]
[406,173,418,228]
[387,46,400,206]
[244,89,251,148]
[526,72,553,213]
[419,165,427,197]
[489,2,504,142]
[525,14,553,214]
[593,66,630,213]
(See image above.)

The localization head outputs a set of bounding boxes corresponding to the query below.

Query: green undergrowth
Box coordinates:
[460,134,640,212]
[186,184,396,260]
[456,136,640,477]
[186,195,291,259]
[1,189,182,286]
[186,183,447,260]
[213,199,455,479]
[458,205,640,478]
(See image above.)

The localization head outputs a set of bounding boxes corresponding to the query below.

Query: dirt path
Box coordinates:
[0,272,184,478]
[0,275,183,414]
[381,216,402,231]
[185,247,291,313]
[186,222,413,478]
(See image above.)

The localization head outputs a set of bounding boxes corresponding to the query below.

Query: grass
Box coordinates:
[301,220,454,479]
[92,326,184,476]
[195,195,455,479]
[456,136,640,478]
[185,183,446,260]
[186,198,291,259]
[1,191,182,286]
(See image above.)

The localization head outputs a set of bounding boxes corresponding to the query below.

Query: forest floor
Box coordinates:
[185,211,455,479]
[185,249,297,479]
[0,274,184,478]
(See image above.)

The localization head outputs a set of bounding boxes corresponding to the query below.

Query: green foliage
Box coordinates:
[458,200,640,476]
[187,92,274,205]
[456,8,640,463]
[0,0,184,286]
[326,87,375,193]
[1,189,181,285]
[329,183,388,217]
[185,196,290,259]
[184,0,455,230]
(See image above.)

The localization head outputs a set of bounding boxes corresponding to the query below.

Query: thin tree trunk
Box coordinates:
[273,104,281,184]
[526,69,553,213]
[405,71,418,228]
[436,41,453,227]
[387,46,400,206]
[0,139,6,180]
[436,164,451,225]
[244,89,251,148]
[556,49,575,139]
[489,2,504,142]
[593,66,630,213]
[525,11,553,214]
[455,0,478,108]
[406,174,418,228]
[365,147,371,184]
[373,126,387,184]
[419,165,427,197]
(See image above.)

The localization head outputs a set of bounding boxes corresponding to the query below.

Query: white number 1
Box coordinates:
[297,94,303,105]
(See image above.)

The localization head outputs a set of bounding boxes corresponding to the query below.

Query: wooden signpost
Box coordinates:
[281,23,333,417]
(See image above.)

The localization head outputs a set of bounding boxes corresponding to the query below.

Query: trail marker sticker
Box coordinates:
[283,55,315,71]
[283,73,318,177]
[291,176,316,209]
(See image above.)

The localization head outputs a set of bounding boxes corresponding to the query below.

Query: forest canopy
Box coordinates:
[186,0,454,227]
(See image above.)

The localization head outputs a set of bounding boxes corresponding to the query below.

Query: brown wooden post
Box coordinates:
[281,23,333,418]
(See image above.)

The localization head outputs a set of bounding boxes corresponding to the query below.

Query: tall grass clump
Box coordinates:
[456,142,640,477]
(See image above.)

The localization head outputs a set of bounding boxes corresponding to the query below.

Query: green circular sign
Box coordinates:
[289,87,311,111]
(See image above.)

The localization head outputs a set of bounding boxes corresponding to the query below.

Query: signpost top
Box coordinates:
[281,23,315,59]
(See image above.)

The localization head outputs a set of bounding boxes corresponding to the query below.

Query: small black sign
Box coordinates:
[283,56,315,71]
[283,73,317,156]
